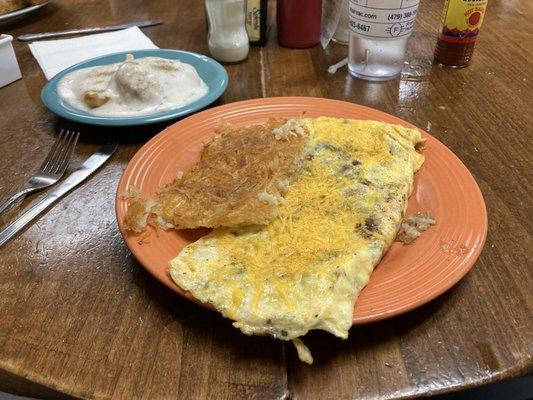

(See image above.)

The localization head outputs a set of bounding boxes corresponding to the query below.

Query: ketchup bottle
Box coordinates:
[277,0,322,48]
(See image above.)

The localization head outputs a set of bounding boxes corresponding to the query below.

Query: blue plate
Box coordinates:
[41,49,228,126]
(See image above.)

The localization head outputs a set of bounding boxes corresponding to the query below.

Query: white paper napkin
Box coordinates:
[29,26,159,80]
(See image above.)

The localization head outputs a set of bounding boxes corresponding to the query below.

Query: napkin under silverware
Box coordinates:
[29,26,159,80]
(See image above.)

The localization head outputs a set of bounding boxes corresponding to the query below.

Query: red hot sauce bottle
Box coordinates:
[434,0,489,68]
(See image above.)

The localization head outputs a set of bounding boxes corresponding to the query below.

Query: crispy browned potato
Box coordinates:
[124,118,310,232]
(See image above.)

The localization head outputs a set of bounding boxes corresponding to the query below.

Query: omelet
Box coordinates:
[169,117,425,362]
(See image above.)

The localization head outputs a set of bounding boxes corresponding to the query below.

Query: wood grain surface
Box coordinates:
[0,0,531,399]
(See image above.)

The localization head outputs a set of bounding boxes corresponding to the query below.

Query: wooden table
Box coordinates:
[0,1,531,399]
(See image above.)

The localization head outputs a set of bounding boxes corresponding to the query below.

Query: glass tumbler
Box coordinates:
[348,0,420,81]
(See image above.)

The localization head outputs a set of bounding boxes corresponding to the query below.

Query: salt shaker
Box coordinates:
[205,0,250,63]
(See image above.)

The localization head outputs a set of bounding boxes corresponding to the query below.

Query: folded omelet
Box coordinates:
[169,117,425,362]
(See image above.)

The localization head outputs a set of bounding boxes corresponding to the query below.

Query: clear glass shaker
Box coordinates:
[205,0,250,63]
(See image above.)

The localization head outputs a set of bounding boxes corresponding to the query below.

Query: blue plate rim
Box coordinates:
[41,49,228,127]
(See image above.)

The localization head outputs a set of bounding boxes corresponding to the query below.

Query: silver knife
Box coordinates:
[18,20,163,42]
[0,142,118,248]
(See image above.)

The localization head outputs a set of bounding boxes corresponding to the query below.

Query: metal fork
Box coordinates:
[0,129,80,217]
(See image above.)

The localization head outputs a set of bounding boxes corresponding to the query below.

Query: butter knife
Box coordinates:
[18,20,163,42]
[0,142,118,248]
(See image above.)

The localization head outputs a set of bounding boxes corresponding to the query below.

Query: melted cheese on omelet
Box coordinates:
[169,117,424,345]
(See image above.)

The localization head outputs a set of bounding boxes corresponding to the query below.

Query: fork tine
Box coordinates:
[50,130,72,174]
[43,130,72,173]
[54,131,80,175]
[46,130,74,174]
[40,129,66,172]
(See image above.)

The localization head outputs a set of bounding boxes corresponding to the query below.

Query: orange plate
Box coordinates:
[115,97,488,324]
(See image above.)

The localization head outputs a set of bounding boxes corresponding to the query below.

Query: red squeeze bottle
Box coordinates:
[277,0,322,48]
